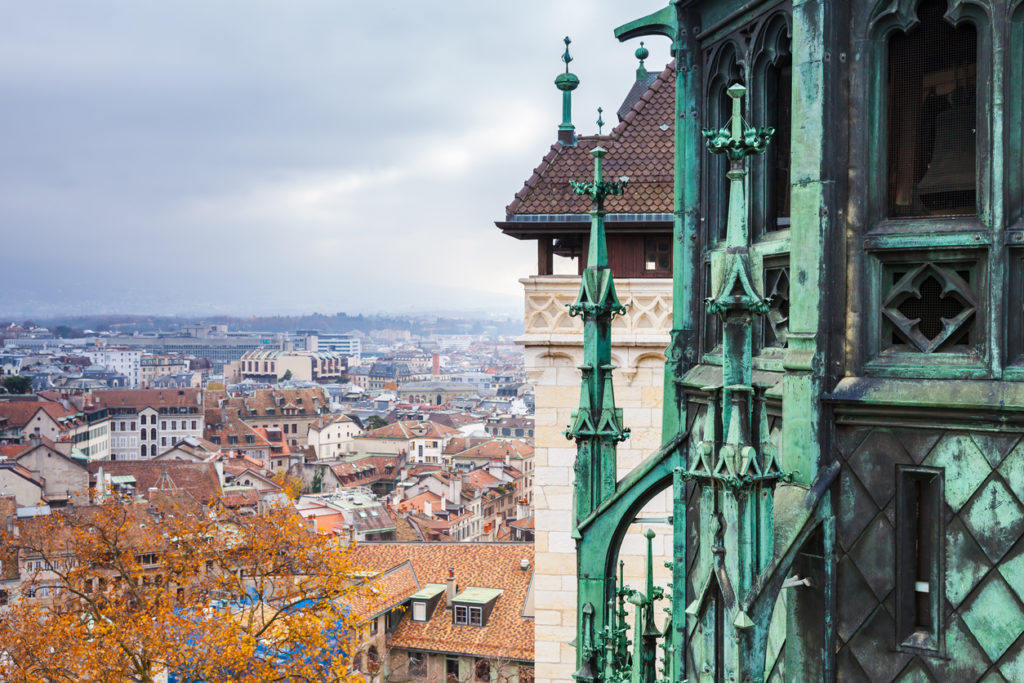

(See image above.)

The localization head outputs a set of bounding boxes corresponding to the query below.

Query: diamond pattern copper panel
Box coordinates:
[970,433,1021,469]
[998,537,1024,605]
[945,516,992,608]
[891,428,942,465]
[926,614,990,681]
[848,514,896,601]
[848,604,911,681]
[847,430,912,508]
[996,630,1024,681]
[838,555,877,642]
[837,467,878,552]
[960,573,1024,662]
[999,441,1024,499]
[923,433,992,512]
[836,425,1024,681]
[961,476,1024,564]
[894,658,936,682]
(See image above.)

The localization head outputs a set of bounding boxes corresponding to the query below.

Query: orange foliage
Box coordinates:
[272,470,305,501]
[0,497,369,682]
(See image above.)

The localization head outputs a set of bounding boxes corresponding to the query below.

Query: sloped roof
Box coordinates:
[0,401,77,429]
[504,62,675,218]
[91,389,201,410]
[350,543,534,661]
[357,420,458,441]
[449,439,534,461]
[89,461,222,505]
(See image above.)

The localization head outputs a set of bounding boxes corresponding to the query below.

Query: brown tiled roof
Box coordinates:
[88,461,222,505]
[442,435,492,455]
[505,62,675,217]
[91,389,201,410]
[358,420,458,441]
[225,388,327,418]
[350,543,534,661]
[351,560,420,621]
[0,401,77,429]
[450,439,534,461]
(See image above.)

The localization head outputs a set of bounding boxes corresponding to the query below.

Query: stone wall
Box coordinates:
[520,275,674,683]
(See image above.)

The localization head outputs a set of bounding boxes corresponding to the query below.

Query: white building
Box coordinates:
[83,347,141,388]
[306,414,361,460]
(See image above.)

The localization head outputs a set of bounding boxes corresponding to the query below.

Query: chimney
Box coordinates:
[424,500,432,517]
[440,492,447,511]
[446,567,456,608]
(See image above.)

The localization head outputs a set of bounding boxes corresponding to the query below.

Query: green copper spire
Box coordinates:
[555,36,580,145]
[564,147,629,525]
[635,41,649,80]
[596,107,604,135]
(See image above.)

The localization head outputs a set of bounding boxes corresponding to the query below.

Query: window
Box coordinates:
[887,0,977,218]
[453,605,483,626]
[140,428,147,440]
[446,657,460,681]
[412,600,427,621]
[409,653,427,678]
[644,235,671,272]
[474,658,490,682]
[896,466,943,652]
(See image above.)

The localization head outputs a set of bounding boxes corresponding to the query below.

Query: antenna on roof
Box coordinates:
[554,36,579,146]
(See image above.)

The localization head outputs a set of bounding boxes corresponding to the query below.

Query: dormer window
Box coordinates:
[454,605,483,626]
[451,587,502,627]
[408,583,445,622]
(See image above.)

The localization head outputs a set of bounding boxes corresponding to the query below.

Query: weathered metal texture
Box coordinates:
[566,0,1024,680]
[833,423,1024,680]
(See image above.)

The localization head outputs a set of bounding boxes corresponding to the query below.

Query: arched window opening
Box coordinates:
[887,0,977,217]
[764,47,792,230]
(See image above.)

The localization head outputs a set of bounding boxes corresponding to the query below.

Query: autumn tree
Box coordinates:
[0,496,370,683]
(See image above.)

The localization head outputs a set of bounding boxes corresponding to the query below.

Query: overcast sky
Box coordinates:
[0,0,670,319]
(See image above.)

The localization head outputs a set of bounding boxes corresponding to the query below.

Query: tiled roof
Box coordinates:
[351,560,420,621]
[0,401,77,429]
[449,439,534,461]
[399,491,442,515]
[358,420,458,441]
[91,389,201,410]
[89,461,222,505]
[350,543,534,661]
[308,413,354,431]
[223,388,327,418]
[505,62,675,217]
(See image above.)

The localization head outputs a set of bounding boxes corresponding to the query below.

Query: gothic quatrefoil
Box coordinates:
[882,263,977,353]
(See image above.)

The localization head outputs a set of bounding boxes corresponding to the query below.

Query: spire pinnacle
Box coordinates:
[555,36,580,145]
[596,107,604,135]
[635,41,649,80]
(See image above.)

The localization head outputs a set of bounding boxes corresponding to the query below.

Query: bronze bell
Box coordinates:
[917,99,976,210]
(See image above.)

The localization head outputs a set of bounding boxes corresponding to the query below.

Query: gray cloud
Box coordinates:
[0,0,670,318]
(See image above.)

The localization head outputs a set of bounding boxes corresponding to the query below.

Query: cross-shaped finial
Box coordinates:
[569,147,629,210]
